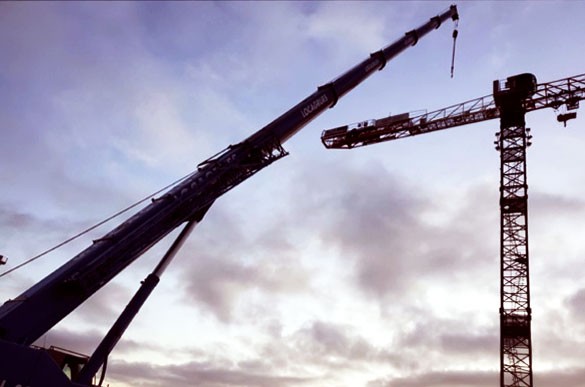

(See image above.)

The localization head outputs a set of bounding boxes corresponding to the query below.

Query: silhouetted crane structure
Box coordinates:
[320,73,585,387]
[0,6,460,386]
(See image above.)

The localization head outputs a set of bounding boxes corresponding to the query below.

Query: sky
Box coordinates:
[1,1,585,386]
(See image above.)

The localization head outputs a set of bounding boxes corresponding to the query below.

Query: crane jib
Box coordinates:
[321,73,585,149]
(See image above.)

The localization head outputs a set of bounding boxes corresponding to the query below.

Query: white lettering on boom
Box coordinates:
[301,94,329,118]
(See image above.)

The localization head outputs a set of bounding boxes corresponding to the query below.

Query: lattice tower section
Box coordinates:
[497,122,533,387]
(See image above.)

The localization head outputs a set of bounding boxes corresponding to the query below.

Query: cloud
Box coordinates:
[108,359,315,387]
[33,323,177,361]
[565,288,585,322]
[1,2,228,203]
[71,282,134,326]
[534,367,585,387]
[33,327,104,356]
[398,315,498,359]
[369,369,497,387]
[370,366,585,387]
[284,159,497,300]
[101,319,403,387]
[289,320,404,370]
[0,205,37,230]
[303,2,388,60]
[181,253,264,322]
[439,331,498,356]
[531,191,585,218]
[179,246,310,323]
[0,203,95,263]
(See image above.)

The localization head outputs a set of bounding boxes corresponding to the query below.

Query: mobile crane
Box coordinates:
[0,6,459,387]
[321,72,585,387]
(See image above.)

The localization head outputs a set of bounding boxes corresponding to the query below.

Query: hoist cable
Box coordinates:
[0,170,196,279]
[450,19,459,78]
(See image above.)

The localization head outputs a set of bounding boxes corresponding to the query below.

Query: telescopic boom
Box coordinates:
[0,6,458,387]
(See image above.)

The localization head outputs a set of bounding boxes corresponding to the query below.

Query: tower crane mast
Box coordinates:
[320,72,585,387]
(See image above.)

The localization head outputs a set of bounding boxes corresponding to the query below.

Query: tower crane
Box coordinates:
[0,6,458,387]
[320,72,585,387]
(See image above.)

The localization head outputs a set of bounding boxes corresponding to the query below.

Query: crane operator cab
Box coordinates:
[43,346,89,380]
[493,73,537,128]
[493,73,538,101]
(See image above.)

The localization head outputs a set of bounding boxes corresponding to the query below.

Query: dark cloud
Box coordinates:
[169,157,502,378]
[102,319,406,386]
[565,288,585,321]
[370,366,585,387]
[393,313,498,374]
[38,316,585,387]
[534,367,585,387]
[171,182,316,322]
[180,247,310,323]
[73,281,134,326]
[33,327,103,356]
[0,199,143,279]
[531,191,585,216]
[108,359,315,387]
[0,203,97,270]
[285,159,498,300]
[181,253,264,322]
[368,369,496,387]
[297,320,352,357]
[439,331,498,355]
[33,326,169,359]
[295,160,425,299]
[289,320,405,369]
[0,206,36,229]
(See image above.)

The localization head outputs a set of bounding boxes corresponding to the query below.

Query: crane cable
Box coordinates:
[0,170,197,279]
[450,18,459,78]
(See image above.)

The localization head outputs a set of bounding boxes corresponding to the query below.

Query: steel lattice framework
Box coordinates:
[497,122,532,387]
[320,72,585,386]
[321,73,585,149]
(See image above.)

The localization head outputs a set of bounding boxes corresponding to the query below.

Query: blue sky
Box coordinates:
[2,1,585,386]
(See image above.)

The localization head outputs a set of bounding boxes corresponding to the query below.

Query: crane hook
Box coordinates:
[450,20,459,78]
